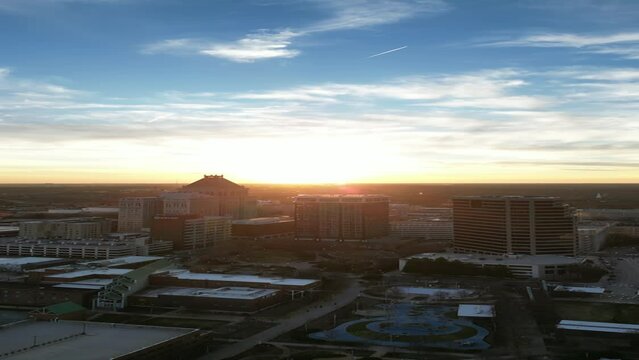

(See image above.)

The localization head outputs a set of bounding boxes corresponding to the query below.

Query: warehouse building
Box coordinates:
[130,286,284,312]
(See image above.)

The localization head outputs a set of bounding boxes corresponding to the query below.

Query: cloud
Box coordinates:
[143,0,449,62]
[481,32,639,60]
[199,30,300,63]
[2,66,639,182]
[235,69,546,109]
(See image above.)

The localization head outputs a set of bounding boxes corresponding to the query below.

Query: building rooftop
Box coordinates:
[232,217,293,225]
[553,285,606,294]
[294,194,389,202]
[453,195,559,200]
[0,257,68,272]
[0,320,195,360]
[136,286,279,300]
[404,252,583,266]
[182,174,246,191]
[81,256,164,268]
[161,270,319,287]
[458,304,496,318]
[557,320,639,334]
[44,268,131,280]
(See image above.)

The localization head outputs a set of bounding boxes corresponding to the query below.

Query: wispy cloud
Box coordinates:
[2,66,639,182]
[481,32,639,60]
[369,46,408,58]
[142,0,448,62]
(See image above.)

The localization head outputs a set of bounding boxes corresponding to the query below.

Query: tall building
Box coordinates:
[181,175,255,219]
[452,196,576,256]
[117,197,162,232]
[294,194,389,241]
[151,215,230,250]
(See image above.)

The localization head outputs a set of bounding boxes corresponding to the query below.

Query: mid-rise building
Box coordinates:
[161,192,219,217]
[453,196,576,256]
[390,219,453,241]
[577,223,611,254]
[19,218,111,240]
[294,194,389,241]
[117,197,162,232]
[151,215,230,250]
[231,217,295,241]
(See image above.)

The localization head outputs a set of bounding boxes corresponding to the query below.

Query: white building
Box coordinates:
[577,223,611,254]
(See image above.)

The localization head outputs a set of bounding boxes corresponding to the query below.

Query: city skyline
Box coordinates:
[2,0,639,184]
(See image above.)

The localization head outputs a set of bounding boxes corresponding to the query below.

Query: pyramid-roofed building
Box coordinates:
[183,175,247,193]
[181,175,254,219]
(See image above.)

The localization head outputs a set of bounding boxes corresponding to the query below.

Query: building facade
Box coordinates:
[181,175,255,219]
[151,215,230,250]
[453,196,576,256]
[161,192,219,217]
[294,194,389,241]
[20,218,111,240]
[117,197,162,232]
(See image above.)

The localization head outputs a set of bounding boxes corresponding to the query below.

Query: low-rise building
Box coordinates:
[130,286,284,312]
[150,270,321,293]
[399,252,584,279]
[19,218,111,240]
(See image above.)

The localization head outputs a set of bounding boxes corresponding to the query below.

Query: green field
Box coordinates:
[554,301,639,324]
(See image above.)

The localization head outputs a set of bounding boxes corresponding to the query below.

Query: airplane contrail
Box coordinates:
[368,45,408,58]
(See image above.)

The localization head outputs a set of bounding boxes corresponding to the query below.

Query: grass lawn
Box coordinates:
[554,301,639,324]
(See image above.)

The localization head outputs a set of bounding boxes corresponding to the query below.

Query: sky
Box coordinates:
[1,0,639,184]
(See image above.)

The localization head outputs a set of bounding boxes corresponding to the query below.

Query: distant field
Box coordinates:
[554,300,639,324]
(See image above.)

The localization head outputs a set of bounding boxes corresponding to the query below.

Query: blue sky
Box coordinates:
[1,0,639,183]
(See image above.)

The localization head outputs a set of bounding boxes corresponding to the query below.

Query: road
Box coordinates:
[199,277,362,360]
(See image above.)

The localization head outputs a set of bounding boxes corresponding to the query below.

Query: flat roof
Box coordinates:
[0,257,64,266]
[45,268,130,279]
[397,287,475,298]
[52,278,113,290]
[232,217,293,225]
[0,320,194,360]
[404,252,583,266]
[136,286,278,300]
[52,283,104,290]
[557,320,639,334]
[81,256,164,268]
[458,304,495,318]
[163,270,319,287]
[453,195,559,200]
[553,285,606,294]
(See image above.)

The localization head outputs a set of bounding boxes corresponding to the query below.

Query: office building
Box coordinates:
[161,191,219,217]
[231,217,295,241]
[294,194,389,241]
[117,197,162,232]
[453,196,576,256]
[19,218,111,240]
[151,215,230,250]
[399,252,583,279]
[390,218,453,241]
[577,223,611,254]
